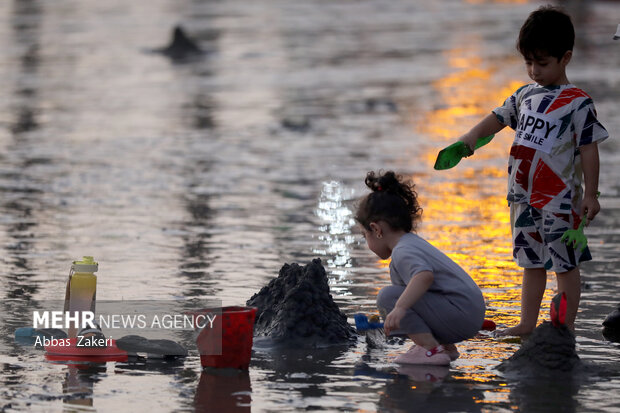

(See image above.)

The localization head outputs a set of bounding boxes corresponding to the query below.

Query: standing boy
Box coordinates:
[457,6,609,336]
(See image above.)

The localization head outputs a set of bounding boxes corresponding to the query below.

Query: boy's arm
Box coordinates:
[384,271,433,335]
[579,142,601,224]
[459,113,506,152]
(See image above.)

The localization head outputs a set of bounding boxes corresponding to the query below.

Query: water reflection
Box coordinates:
[355,361,505,412]
[194,369,252,413]
[251,345,349,401]
[172,13,220,299]
[502,375,581,413]
[10,0,42,136]
[412,39,561,335]
[0,1,48,358]
[2,0,44,301]
[378,374,488,413]
[314,181,356,289]
[383,34,537,390]
[178,185,218,298]
[0,0,619,411]
[62,364,105,408]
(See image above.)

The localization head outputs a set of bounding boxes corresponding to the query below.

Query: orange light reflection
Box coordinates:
[401,39,556,383]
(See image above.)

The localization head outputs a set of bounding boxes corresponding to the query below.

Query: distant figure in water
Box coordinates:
[156,25,203,61]
[602,304,620,342]
[355,171,486,365]
[455,6,610,337]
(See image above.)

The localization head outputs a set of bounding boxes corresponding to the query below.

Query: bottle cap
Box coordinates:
[72,256,98,273]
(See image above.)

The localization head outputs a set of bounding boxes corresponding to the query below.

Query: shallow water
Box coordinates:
[1,0,619,411]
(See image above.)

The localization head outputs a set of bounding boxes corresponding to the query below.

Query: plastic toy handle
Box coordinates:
[560,191,600,251]
[354,313,384,331]
[434,134,494,170]
[474,134,494,150]
[576,213,588,232]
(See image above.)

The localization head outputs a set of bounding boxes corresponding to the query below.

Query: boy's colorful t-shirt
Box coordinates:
[493,83,609,212]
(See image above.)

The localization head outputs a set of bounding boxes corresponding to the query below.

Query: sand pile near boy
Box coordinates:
[247,258,355,347]
[498,321,580,375]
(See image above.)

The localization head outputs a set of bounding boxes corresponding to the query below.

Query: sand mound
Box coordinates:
[498,321,580,375]
[247,259,355,347]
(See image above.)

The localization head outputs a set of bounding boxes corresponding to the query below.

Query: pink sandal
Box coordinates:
[394,344,451,365]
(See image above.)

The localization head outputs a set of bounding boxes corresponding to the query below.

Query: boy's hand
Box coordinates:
[458,134,477,157]
[435,135,494,170]
[580,194,600,225]
[384,307,407,336]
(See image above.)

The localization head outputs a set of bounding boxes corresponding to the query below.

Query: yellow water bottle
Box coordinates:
[66,256,98,338]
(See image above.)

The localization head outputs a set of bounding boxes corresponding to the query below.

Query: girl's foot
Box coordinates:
[394,344,451,365]
[442,344,460,361]
[494,324,534,337]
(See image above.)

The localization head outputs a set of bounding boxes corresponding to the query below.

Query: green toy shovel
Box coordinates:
[434,135,495,170]
[560,192,600,252]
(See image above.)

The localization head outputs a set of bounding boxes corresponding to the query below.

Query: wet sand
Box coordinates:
[0,0,619,411]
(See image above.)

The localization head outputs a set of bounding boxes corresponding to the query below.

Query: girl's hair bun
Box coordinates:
[365,170,400,194]
[357,170,422,232]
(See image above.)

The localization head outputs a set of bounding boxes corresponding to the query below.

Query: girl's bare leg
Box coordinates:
[407,332,440,349]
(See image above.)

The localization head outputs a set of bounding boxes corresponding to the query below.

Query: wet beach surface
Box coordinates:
[1,0,619,411]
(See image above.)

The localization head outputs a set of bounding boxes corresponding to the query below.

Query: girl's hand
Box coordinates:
[384,307,407,336]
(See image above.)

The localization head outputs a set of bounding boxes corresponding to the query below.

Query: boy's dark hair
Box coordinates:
[517,5,574,60]
[355,171,422,233]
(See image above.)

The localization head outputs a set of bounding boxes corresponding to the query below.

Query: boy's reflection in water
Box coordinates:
[62,364,105,408]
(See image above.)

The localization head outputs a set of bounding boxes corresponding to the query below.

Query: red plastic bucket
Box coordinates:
[195,306,257,370]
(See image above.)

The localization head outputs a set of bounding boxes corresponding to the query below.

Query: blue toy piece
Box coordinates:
[354,314,384,331]
[14,327,38,337]
[15,327,68,339]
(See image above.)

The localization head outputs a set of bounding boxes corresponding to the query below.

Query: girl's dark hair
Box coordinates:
[517,5,574,60]
[355,171,422,233]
